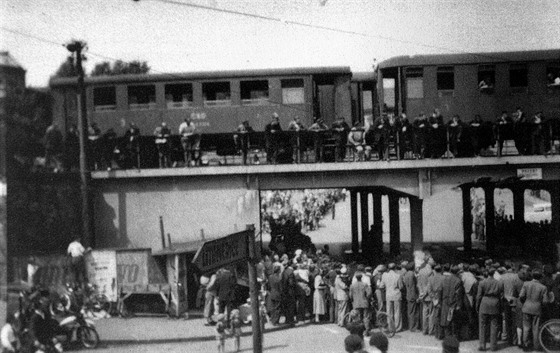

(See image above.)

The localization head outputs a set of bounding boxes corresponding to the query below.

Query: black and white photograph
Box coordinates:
[1,0,560,352]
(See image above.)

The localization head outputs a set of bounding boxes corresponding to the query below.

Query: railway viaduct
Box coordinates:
[91,155,560,257]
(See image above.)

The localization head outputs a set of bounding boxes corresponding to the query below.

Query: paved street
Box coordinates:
[92,315,526,353]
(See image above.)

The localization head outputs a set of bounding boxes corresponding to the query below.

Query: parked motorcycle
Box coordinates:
[57,309,99,349]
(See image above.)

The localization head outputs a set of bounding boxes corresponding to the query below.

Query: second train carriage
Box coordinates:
[377,49,560,120]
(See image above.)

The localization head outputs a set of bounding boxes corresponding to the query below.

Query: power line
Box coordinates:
[0,26,66,48]
[0,26,313,115]
[147,0,514,62]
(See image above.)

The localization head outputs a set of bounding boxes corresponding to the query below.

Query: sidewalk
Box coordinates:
[93,315,493,353]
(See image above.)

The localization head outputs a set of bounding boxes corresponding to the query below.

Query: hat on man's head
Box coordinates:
[442,336,459,353]
[388,263,396,270]
[340,267,348,276]
[369,332,389,352]
[272,112,279,118]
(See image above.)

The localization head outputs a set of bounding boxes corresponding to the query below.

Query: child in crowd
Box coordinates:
[215,313,227,353]
[229,309,242,352]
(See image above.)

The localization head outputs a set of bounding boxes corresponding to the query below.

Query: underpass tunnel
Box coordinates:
[460,179,560,261]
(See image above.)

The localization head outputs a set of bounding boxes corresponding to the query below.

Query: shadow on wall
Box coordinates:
[95,190,129,248]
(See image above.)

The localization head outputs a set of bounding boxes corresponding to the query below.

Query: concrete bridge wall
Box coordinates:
[91,156,560,252]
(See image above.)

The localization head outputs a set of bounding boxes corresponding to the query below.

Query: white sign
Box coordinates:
[86,250,118,302]
[517,168,542,180]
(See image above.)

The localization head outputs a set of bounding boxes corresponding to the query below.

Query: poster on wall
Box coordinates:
[85,250,117,302]
[116,249,149,290]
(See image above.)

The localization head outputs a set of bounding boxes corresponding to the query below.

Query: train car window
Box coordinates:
[509,63,528,89]
[128,85,156,110]
[437,66,455,91]
[478,65,495,92]
[281,79,305,104]
[405,67,423,99]
[165,83,193,109]
[241,80,269,105]
[202,82,231,106]
[546,62,560,86]
[93,86,116,111]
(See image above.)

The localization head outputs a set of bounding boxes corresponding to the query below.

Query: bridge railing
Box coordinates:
[25,119,560,171]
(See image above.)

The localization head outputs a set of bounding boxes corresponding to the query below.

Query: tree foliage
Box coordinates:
[53,56,79,78]
[5,88,53,173]
[91,60,150,76]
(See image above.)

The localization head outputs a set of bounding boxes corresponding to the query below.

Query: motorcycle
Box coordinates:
[57,308,100,349]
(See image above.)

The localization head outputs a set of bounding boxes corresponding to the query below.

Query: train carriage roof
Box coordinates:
[49,66,352,87]
[378,49,560,68]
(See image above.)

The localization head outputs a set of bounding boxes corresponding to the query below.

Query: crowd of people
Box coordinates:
[38,107,559,172]
[197,246,560,353]
[261,189,345,233]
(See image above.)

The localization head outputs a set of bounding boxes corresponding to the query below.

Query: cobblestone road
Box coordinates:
[91,316,527,353]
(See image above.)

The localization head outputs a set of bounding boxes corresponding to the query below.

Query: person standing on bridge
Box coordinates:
[179,117,199,167]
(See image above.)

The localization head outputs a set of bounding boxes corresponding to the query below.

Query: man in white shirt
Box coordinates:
[67,237,88,286]
[179,118,199,166]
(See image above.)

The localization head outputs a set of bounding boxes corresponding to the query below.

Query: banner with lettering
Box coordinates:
[85,250,117,302]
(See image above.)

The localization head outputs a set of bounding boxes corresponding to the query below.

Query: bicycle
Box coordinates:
[342,306,395,338]
[539,318,560,352]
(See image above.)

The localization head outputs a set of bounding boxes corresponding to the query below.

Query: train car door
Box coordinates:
[313,81,335,126]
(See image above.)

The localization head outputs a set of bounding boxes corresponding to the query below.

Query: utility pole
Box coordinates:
[246,224,263,353]
[66,40,92,247]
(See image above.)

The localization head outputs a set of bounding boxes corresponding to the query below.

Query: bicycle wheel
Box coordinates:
[78,325,100,349]
[50,293,71,316]
[376,311,395,338]
[540,319,560,353]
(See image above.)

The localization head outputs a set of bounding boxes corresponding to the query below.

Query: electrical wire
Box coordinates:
[0,26,314,115]
[147,0,514,62]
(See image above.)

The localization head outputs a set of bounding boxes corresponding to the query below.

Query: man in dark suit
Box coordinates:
[215,267,237,320]
[428,264,445,338]
[282,263,297,325]
[476,268,504,351]
[268,264,283,325]
[520,270,549,351]
[440,265,464,339]
[403,262,419,332]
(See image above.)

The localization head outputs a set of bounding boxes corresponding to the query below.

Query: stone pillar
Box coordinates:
[360,191,370,258]
[410,197,423,251]
[389,194,401,256]
[372,192,383,259]
[484,186,496,254]
[461,186,472,253]
[350,190,359,254]
[513,187,525,225]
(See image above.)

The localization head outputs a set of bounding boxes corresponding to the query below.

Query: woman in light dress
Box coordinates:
[313,268,328,323]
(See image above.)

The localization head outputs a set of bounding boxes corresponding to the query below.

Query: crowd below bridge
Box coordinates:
[36,107,560,172]
[198,247,560,352]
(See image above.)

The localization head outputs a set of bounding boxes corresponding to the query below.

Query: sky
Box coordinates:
[2,0,560,87]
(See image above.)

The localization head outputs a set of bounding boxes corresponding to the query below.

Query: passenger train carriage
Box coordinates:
[377,49,560,120]
[50,66,362,135]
